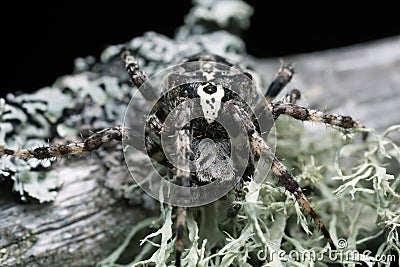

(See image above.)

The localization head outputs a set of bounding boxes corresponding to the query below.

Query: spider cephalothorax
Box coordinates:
[0,50,365,267]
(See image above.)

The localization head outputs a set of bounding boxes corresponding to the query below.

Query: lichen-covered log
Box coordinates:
[0,1,255,266]
[1,35,399,267]
[1,0,399,266]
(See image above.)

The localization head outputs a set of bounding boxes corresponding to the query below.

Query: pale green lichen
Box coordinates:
[99,118,399,267]
[13,170,61,203]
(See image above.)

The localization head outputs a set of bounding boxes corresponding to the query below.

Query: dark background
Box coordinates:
[1,2,399,97]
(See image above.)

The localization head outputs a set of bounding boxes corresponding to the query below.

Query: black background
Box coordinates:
[1,2,399,97]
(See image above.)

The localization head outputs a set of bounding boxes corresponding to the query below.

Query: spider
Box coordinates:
[0,50,364,266]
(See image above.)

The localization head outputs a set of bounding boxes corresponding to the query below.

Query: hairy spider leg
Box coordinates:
[265,62,365,135]
[144,114,169,165]
[268,89,302,124]
[0,54,170,161]
[231,88,302,216]
[265,62,295,103]
[270,102,365,131]
[0,126,127,159]
[171,100,193,267]
[278,88,301,104]
[121,51,158,102]
[121,51,169,120]
[175,206,187,267]
[123,52,191,265]
[225,100,337,250]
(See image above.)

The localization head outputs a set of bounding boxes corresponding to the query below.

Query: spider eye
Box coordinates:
[203,84,217,94]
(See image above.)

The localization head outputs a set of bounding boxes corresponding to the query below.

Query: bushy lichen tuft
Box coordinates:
[100,118,399,267]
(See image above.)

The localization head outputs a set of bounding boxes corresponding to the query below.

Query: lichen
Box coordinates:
[1,0,398,266]
[102,119,399,267]
[0,0,255,204]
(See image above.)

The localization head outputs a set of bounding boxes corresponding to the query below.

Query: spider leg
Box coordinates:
[170,100,193,267]
[227,159,256,217]
[278,88,301,104]
[175,206,187,267]
[0,126,127,159]
[144,114,169,165]
[231,89,300,215]
[122,51,170,127]
[121,51,159,102]
[268,89,302,124]
[270,102,365,131]
[265,62,295,103]
[225,100,337,250]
